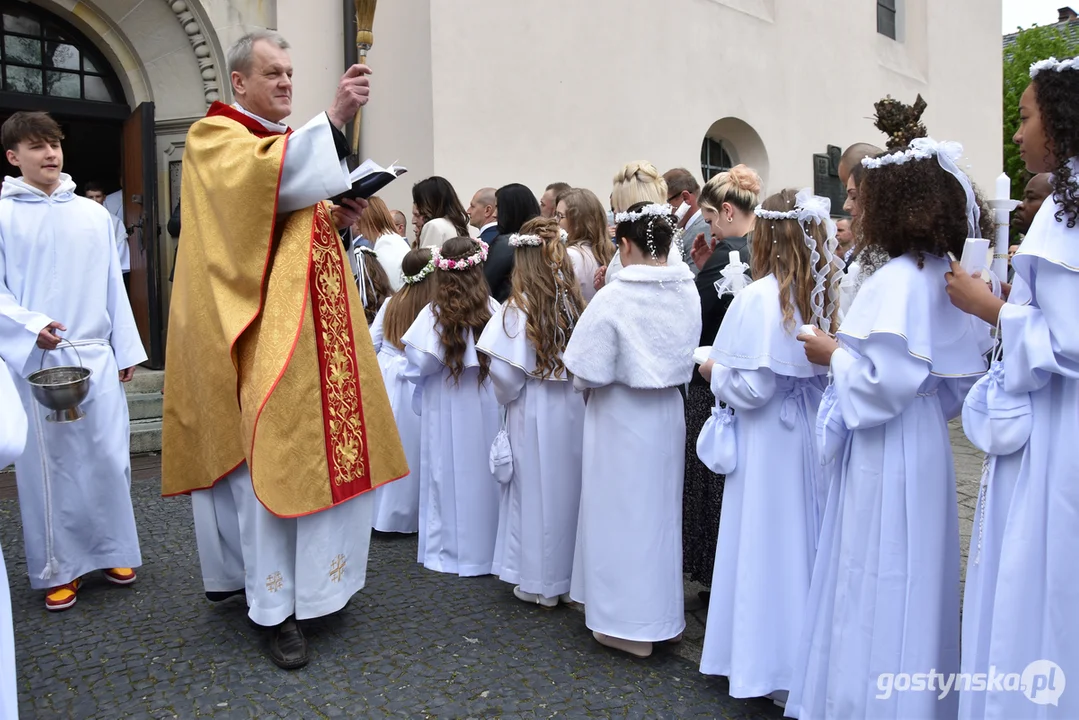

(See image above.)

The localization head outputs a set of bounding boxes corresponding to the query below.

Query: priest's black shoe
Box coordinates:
[205,588,245,603]
[269,615,308,670]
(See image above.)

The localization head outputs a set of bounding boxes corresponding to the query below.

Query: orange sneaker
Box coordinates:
[103,568,137,585]
[45,579,81,611]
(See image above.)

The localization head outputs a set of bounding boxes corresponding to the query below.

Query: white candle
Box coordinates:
[996,172,1011,201]
[728,250,740,266]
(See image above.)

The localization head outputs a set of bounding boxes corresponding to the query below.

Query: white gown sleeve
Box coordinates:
[829,335,931,430]
[277,113,352,214]
[0,231,54,374]
[487,356,527,407]
[710,366,777,411]
[113,215,130,273]
[999,260,1079,393]
[106,219,148,371]
[402,343,444,416]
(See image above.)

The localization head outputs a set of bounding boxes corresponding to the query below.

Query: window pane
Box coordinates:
[83,55,99,73]
[4,35,41,64]
[83,74,113,102]
[4,65,41,93]
[3,14,39,35]
[878,0,896,9]
[878,7,896,38]
[45,42,79,70]
[45,70,79,98]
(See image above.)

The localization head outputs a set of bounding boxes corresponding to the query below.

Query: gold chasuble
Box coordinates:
[162,103,407,517]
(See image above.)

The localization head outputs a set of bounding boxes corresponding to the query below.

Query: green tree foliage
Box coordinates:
[1003,25,1078,198]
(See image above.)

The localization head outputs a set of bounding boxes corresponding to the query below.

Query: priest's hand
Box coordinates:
[798,326,839,366]
[119,366,136,383]
[331,198,368,231]
[327,64,372,129]
[36,321,66,350]
[698,359,715,383]
[945,260,1005,326]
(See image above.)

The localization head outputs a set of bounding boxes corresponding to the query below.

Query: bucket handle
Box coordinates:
[38,337,85,373]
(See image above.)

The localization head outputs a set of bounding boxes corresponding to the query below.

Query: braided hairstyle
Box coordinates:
[1030,64,1079,226]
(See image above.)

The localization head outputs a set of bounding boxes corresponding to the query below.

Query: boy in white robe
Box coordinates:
[789,139,991,720]
[0,355,27,718]
[0,111,145,612]
[564,202,701,658]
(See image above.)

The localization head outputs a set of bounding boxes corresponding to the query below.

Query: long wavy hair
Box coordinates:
[505,218,585,379]
[1031,65,1079,226]
[560,188,616,266]
[358,249,394,325]
[751,189,840,334]
[383,248,437,349]
[432,237,492,385]
[412,176,470,236]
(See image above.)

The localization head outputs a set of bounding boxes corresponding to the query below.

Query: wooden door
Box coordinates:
[122,102,164,368]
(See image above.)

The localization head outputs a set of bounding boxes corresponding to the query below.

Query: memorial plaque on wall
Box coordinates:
[813,145,847,217]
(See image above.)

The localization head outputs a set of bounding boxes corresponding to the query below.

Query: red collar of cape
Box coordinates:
[207,101,292,138]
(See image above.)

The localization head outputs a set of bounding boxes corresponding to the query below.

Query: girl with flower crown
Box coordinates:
[696,188,839,702]
[947,57,1079,720]
[786,141,993,720]
[367,248,438,534]
[476,217,587,608]
[563,201,701,659]
[401,237,502,577]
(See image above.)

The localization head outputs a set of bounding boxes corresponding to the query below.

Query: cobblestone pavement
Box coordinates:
[0,426,983,719]
[0,476,783,719]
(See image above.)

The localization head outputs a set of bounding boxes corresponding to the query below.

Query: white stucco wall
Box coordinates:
[359,0,1002,211]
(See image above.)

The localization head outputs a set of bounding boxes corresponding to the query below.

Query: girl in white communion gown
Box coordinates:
[402,237,501,577]
[367,248,437,533]
[697,188,841,700]
[563,201,701,658]
[787,138,992,720]
[477,217,587,607]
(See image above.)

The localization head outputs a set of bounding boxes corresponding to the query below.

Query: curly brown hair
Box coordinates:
[383,248,437,349]
[751,189,840,333]
[505,218,586,379]
[432,237,492,385]
[858,156,993,267]
[358,249,394,325]
[1031,68,1079,226]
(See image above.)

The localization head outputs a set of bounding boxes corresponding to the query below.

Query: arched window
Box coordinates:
[701,137,734,182]
[0,2,124,105]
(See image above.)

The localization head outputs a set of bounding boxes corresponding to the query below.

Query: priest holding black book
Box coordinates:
[162,29,408,670]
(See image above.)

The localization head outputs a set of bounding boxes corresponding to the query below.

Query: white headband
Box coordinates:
[861,137,981,239]
[614,203,674,224]
[1030,56,1079,78]
[509,233,544,247]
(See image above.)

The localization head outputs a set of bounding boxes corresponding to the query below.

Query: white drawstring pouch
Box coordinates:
[962,334,1032,456]
[696,404,737,475]
[489,408,513,484]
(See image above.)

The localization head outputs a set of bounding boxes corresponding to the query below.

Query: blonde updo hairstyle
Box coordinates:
[611,161,667,213]
[699,164,762,228]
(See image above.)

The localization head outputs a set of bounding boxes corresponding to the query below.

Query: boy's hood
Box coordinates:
[1,174,76,202]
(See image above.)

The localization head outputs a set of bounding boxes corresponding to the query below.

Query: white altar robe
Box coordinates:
[785,253,989,720]
[188,105,375,626]
[367,303,421,533]
[0,175,145,590]
[699,275,829,698]
[959,191,1079,719]
[477,303,585,599]
[401,301,502,577]
[0,356,26,719]
[563,263,701,642]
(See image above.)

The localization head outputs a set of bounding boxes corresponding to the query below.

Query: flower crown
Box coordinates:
[613,203,674,224]
[432,239,489,272]
[861,137,962,170]
[509,233,544,247]
[357,245,377,257]
[754,206,799,220]
[401,255,436,285]
[1030,56,1079,78]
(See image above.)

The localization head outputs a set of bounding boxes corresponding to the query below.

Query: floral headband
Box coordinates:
[432,239,489,271]
[1030,56,1079,78]
[401,255,436,285]
[613,203,675,259]
[509,233,544,248]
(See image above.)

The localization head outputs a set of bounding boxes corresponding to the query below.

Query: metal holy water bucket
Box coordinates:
[26,339,92,423]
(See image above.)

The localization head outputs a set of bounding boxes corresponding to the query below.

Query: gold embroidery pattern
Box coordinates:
[265,571,283,593]
[310,202,368,487]
[329,554,347,583]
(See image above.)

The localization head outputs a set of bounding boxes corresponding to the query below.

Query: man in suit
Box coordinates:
[663,168,710,275]
[468,187,499,244]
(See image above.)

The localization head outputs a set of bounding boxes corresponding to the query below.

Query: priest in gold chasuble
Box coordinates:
[162,30,406,670]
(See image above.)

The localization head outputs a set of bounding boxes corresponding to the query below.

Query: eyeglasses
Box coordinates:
[554,212,566,221]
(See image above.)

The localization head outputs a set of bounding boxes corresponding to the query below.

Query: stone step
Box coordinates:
[130,419,162,455]
[125,369,165,395]
[128,391,163,421]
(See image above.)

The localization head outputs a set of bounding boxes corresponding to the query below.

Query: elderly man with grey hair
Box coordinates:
[162,29,409,670]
